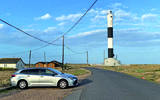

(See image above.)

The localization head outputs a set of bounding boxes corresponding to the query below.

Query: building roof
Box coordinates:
[36,62,50,64]
[51,60,62,64]
[0,58,23,64]
[36,61,62,64]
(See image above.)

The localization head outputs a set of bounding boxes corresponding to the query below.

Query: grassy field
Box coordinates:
[102,64,160,84]
[0,65,89,87]
[61,65,89,76]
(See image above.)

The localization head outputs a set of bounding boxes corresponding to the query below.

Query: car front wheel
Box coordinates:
[18,80,28,89]
[59,80,68,89]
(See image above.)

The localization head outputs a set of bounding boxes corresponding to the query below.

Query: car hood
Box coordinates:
[58,73,77,79]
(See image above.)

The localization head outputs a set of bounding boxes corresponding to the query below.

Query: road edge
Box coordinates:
[0,86,14,92]
[63,67,92,100]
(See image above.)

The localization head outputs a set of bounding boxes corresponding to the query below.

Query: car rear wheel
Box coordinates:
[18,80,28,89]
[59,80,68,89]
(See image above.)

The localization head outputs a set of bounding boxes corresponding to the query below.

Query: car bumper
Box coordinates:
[10,78,17,86]
[68,78,78,86]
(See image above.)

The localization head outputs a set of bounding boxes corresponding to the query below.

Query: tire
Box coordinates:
[18,80,28,89]
[59,80,68,89]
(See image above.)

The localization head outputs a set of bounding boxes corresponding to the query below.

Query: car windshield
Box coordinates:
[48,68,62,74]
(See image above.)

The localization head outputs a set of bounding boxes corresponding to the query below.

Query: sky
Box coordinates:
[0,0,160,64]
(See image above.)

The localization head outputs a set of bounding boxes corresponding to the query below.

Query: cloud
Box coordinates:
[141,13,158,21]
[0,26,62,47]
[0,24,4,29]
[114,28,160,47]
[151,8,157,11]
[114,9,130,18]
[66,29,107,48]
[91,15,106,21]
[100,10,108,15]
[114,9,132,22]
[113,3,122,8]
[44,27,57,32]
[88,9,99,14]
[69,29,106,38]
[58,22,67,26]
[113,9,140,23]
[6,13,11,16]
[111,3,128,9]
[35,13,52,20]
[156,25,160,28]
[56,13,82,21]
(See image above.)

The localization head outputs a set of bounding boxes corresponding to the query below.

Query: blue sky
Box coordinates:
[0,0,160,64]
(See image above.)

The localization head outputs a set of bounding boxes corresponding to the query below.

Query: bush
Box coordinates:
[135,69,145,73]
[0,67,17,71]
[63,64,71,70]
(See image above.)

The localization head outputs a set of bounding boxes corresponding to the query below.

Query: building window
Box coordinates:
[38,64,41,67]
[50,64,52,67]
[4,64,7,67]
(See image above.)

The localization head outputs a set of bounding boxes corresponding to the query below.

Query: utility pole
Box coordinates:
[87,51,88,65]
[62,35,64,70]
[116,54,117,60]
[44,51,46,66]
[104,50,105,64]
[29,50,31,68]
[44,51,46,62]
[94,49,95,66]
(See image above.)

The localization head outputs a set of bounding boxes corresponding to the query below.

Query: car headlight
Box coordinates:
[69,77,74,80]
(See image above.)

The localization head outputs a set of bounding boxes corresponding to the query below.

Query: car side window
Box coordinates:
[40,69,46,75]
[20,70,29,74]
[40,69,53,75]
[28,69,40,75]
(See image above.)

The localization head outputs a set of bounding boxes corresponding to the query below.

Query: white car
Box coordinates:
[11,67,78,89]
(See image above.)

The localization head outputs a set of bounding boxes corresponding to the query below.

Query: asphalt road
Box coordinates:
[64,67,160,100]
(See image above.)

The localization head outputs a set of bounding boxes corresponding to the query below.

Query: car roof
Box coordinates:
[19,67,51,70]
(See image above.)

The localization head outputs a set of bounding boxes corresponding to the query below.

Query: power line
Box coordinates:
[64,0,98,35]
[65,45,86,54]
[0,19,60,46]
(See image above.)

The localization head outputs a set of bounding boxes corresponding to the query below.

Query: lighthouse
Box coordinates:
[104,10,120,66]
[107,10,114,58]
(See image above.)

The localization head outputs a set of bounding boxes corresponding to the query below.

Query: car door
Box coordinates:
[26,69,41,86]
[39,69,57,86]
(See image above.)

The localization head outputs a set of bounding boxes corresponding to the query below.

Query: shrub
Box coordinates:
[0,67,17,71]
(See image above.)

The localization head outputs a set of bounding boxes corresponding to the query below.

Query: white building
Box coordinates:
[0,58,25,69]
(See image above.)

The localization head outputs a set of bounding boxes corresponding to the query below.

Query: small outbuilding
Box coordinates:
[36,62,56,68]
[0,58,25,69]
[35,61,62,68]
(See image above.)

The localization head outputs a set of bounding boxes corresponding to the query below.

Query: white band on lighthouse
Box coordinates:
[108,38,113,48]
[107,10,113,27]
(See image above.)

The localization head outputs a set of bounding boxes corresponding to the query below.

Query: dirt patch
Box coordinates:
[0,88,73,100]
[156,78,160,82]
[0,68,91,100]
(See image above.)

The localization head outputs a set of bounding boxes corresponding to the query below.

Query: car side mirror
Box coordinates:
[52,73,57,76]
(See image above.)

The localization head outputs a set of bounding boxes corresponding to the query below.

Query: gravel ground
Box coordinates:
[0,69,91,100]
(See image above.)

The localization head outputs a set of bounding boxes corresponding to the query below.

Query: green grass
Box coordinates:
[65,69,89,76]
[135,69,145,73]
[102,65,160,84]
[59,65,89,76]
[0,68,17,71]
